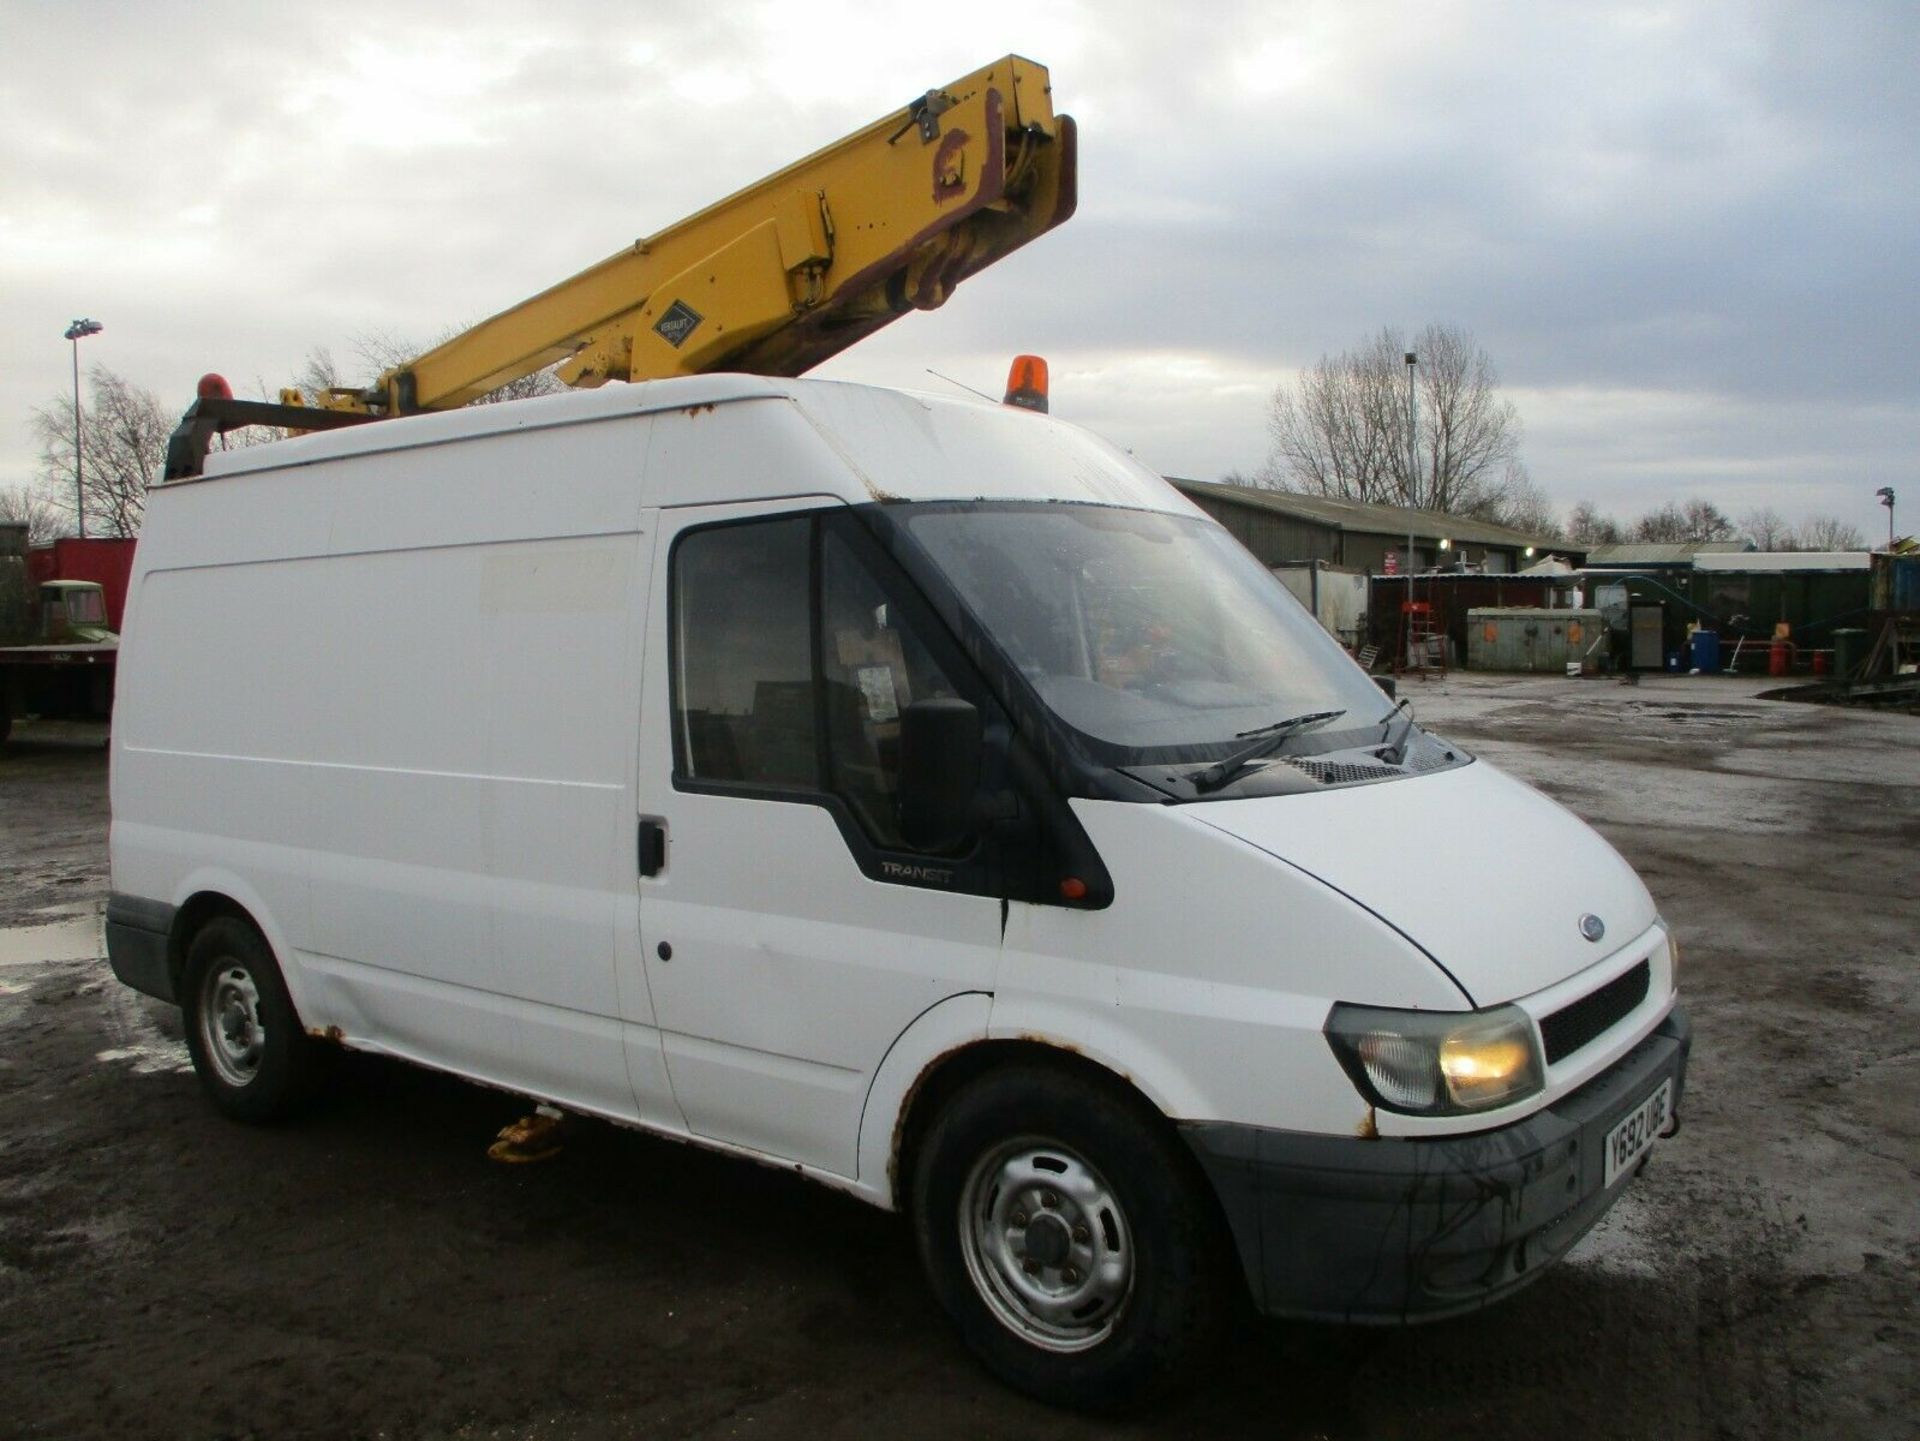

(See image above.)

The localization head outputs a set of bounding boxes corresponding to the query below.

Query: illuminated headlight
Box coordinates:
[1325,1003,1544,1116]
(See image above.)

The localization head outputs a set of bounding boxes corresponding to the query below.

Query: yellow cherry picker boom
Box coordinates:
[166,56,1075,479]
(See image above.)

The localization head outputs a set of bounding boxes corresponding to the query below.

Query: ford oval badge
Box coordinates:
[1580,914,1606,943]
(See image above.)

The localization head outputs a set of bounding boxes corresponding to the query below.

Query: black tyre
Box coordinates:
[911,1063,1232,1411]
[180,916,319,1122]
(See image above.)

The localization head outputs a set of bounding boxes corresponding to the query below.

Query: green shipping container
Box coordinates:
[1467,607,1607,672]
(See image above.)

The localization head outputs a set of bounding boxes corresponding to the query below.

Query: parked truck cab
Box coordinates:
[0,528,121,741]
[35,579,114,642]
[107,376,1687,1408]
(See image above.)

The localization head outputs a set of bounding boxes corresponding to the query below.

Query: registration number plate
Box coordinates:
[1604,1077,1672,1187]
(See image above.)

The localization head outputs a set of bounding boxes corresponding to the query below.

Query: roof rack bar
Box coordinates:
[163,397,381,482]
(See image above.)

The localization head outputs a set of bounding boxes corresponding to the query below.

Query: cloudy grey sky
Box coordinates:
[5,0,1913,539]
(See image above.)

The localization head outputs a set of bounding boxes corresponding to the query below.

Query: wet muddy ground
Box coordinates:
[1,675,1915,1439]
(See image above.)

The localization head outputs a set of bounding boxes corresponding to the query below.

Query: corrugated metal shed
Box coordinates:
[1583,557,1875,664]
[1173,480,1568,550]
[1169,479,1578,576]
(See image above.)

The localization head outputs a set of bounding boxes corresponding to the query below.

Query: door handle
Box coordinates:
[638,817,668,877]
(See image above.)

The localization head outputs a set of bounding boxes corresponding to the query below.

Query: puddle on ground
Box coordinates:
[0,914,192,1073]
[0,915,103,966]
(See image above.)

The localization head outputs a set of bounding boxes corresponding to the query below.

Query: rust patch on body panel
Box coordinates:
[888,1041,974,1199]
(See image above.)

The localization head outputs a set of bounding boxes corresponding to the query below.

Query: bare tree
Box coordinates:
[1741,506,1792,551]
[1262,330,1404,500]
[1470,466,1561,536]
[0,484,65,545]
[1630,503,1686,542]
[31,366,170,537]
[1792,515,1866,550]
[291,330,565,408]
[1632,498,1734,544]
[1264,323,1523,514]
[1567,500,1624,546]
[1684,498,1736,542]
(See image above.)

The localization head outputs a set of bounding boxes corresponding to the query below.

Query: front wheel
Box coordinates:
[911,1064,1232,1411]
[181,916,319,1122]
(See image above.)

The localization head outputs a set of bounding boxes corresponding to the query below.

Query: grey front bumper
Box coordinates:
[1182,1007,1691,1324]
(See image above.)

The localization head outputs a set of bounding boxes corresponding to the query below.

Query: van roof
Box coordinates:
[196,373,803,481]
[185,374,1198,518]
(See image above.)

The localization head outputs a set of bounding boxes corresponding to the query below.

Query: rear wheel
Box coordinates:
[911,1063,1231,1411]
[181,917,319,1122]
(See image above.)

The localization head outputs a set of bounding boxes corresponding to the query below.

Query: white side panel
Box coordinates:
[111,558,332,972]
[297,530,644,1118]
[115,414,656,1122]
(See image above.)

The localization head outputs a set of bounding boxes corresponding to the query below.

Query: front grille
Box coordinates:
[1540,959,1650,1064]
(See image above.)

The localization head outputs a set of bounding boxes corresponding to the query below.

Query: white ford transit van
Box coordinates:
[107,375,1688,1408]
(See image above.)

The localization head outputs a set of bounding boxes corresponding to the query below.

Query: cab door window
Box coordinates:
[670,511,975,856]
[672,514,818,790]
[820,525,965,850]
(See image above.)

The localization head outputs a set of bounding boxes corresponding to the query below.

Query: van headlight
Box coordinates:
[1325,1003,1544,1116]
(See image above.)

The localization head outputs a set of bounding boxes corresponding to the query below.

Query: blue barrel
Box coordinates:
[1690,630,1721,672]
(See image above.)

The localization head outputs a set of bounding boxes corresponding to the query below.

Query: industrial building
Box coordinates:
[1589,551,1874,670]
[1170,480,1580,576]
[1584,541,1753,572]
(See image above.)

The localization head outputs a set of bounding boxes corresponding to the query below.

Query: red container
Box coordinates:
[1768,640,1790,677]
[1812,652,1829,677]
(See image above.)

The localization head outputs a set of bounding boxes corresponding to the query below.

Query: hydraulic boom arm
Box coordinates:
[299,55,1075,416]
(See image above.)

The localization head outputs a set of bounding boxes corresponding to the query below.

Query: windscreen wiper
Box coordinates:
[1377,698,1416,766]
[1188,709,1347,794]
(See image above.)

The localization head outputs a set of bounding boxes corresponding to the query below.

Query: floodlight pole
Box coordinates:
[1877,486,1896,549]
[64,318,103,538]
[1405,351,1418,662]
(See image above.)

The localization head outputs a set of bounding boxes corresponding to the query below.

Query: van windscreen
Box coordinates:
[900,504,1389,762]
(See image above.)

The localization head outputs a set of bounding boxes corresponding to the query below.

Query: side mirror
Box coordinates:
[1373,674,1397,699]
[899,698,982,853]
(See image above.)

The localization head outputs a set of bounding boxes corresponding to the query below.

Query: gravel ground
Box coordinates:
[0,675,1915,1439]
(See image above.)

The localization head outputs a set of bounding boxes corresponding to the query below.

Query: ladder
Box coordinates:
[1402,600,1448,677]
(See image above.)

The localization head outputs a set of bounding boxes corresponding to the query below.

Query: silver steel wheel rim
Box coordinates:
[200,963,264,1088]
[957,1137,1134,1353]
